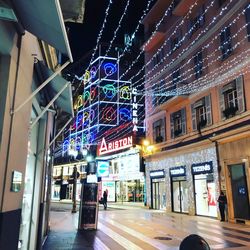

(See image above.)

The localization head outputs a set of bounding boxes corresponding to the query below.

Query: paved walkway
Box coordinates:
[43,202,250,250]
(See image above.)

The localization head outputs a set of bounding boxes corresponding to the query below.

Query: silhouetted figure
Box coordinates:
[217,191,227,221]
[103,190,107,210]
[179,234,210,250]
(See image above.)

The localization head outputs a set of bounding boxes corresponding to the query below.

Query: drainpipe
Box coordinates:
[214,140,222,192]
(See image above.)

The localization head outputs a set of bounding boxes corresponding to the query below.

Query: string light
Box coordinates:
[88,1,240,142]
[88,0,113,68]
[62,1,250,150]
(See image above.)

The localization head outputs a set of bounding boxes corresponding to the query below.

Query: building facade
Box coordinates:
[143,0,250,224]
[0,1,85,249]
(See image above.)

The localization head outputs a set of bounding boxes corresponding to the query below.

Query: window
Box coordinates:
[172,68,181,85]
[153,119,166,143]
[218,0,228,7]
[170,108,186,138]
[219,76,245,119]
[170,30,182,53]
[194,51,203,79]
[153,48,164,66]
[245,4,250,41]
[220,26,233,60]
[191,95,212,131]
[188,6,205,37]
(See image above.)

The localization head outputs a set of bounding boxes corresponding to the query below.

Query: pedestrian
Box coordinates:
[103,190,108,210]
[179,234,210,250]
[217,191,227,221]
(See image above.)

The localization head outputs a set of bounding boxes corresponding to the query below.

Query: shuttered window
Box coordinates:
[170,108,186,138]
[219,75,245,119]
[153,118,166,143]
[191,95,212,131]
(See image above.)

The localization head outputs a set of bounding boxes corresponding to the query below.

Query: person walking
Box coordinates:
[217,191,227,221]
[103,190,108,210]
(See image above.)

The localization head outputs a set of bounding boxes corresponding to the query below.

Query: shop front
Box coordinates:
[100,151,145,203]
[170,166,188,213]
[219,137,250,223]
[146,145,219,215]
[52,162,87,201]
[192,161,217,217]
[150,170,166,210]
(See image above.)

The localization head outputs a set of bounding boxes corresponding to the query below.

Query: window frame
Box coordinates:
[220,26,233,60]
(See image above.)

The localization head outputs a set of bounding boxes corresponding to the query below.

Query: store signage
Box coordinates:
[97,161,109,177]
[191,161,213,174]
[98,135,133,155]
[132,88,138,132]
[150,170,165,178]
[169,166,186,177]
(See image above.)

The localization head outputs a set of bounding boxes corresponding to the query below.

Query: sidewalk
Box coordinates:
[43,202,145,250]
[43,202,250,250]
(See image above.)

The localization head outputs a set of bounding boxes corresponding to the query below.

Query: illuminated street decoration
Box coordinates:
[102,107,116,122]
[104,62,117,76]
[119,108,131,121]
[90,87,97,100]
[102,84,116,98]
[83,111,90,126]
[83,91,90,105]
[90,66,97,79]
[77,95,83,109]
[98,135,133,155]
[132,88,138,132]
[83,70,90,85]
[76,113,83,129]
[76,136,82,150]
[62,139,69,154]
[120,86,131,100]
[89,109,95,123]
[62,56,140,156]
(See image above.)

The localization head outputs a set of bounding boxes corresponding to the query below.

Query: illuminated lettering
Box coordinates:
[98,136,133,155]
[132,87,138,132]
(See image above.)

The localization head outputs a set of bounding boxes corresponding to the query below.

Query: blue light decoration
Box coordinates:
[76,136,82,151]
[103,62,117,77]
[62,139,70,155]
[119,108,131,121]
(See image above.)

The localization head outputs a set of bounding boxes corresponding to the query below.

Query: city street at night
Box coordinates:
[1,0,250,249]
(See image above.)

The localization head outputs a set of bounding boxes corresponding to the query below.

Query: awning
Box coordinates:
[36,61,74,117]
[12,0,73,62]
[59,0,85,23]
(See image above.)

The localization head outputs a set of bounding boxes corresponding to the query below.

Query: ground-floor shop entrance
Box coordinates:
[228,163,250,220]
[172,179,189,213]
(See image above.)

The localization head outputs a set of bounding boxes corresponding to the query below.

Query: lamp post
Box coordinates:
[71,165,77,213]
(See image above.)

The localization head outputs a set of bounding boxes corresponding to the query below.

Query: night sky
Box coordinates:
[66,0,156,62]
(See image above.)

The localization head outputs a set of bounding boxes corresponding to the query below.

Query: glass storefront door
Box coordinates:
[152,180,166,210]
[229,164,250,220]
[194,174,217,217]
[172,180,188,213]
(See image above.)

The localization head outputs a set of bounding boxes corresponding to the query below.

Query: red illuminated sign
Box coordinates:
[98,136,133,155]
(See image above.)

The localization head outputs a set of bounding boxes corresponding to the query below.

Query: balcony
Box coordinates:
[143,21,166,52]
[223,105,238,119]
